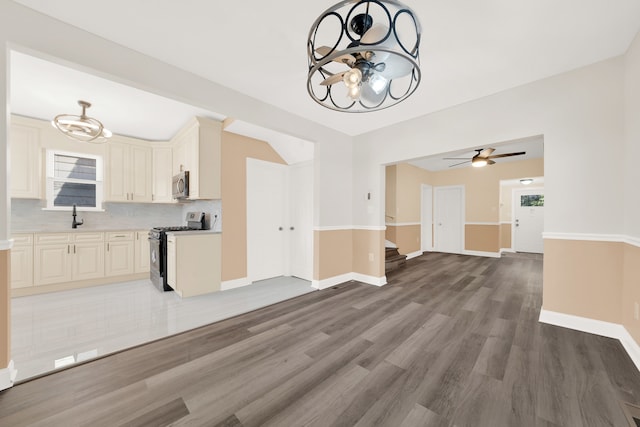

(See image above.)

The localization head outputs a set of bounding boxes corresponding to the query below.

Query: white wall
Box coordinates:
[0,1,355,243]
[624,31,640,239]
[353,57,625,236]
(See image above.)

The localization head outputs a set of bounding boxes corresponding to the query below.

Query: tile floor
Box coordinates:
[11,276,315,381]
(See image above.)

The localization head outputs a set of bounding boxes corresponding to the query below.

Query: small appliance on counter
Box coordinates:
[148,211,206,292]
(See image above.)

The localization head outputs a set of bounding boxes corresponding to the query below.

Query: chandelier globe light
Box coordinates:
[307,0,421,112]
[51,100,112,143]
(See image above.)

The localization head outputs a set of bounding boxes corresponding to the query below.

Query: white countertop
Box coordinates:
[166,230,221,235]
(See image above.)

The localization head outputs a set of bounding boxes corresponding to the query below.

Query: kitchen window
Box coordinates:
[45,150,104,210]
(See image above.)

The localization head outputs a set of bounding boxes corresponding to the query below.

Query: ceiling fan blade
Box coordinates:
[477,148,495,158]
[320,73,346,86]
[361,24,391,63]
[487,160,496,165]
[486,151,526,159]
[449,160,471,167]
[316,46,356,66]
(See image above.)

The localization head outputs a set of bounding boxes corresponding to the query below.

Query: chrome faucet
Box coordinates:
[72,204,84,229]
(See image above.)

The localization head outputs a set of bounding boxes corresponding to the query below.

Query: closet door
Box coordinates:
[247,159,288,282]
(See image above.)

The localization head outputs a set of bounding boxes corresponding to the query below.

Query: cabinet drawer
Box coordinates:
[35,233,71,245]
[73,232,104,243]
[106,231,134,241]
[12,234,33,246]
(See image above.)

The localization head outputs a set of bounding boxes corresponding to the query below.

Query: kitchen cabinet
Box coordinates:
[166,232,221,297]
[134,230,150,273]
[170,117,221,200]
[106,141,152,202]
[105,231,134,277]
[34,232,104,286]
[11,234,33,289]
[152,146,174,203]
[10,120,41,199]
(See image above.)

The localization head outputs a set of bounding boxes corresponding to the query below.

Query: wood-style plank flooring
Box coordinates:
[1,252,640,426]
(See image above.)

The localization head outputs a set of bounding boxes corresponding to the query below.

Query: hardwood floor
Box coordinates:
[1,252,639,426]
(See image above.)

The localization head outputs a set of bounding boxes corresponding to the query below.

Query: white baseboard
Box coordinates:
[0,360,17,391]
[312,272,387,290]
[352,273,387,287]
[220,277,251,291]
[405,251,423,260]
[499,248,515,254]
[463,250,501,258]
[539,309,640,372]
[312,273,354,290]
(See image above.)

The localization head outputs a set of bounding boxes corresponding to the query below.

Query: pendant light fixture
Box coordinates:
[307,0,421,112]
[51,100,112,143]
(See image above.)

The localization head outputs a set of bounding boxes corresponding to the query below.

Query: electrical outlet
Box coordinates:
[635,302,640,321]
[368,253,374,262]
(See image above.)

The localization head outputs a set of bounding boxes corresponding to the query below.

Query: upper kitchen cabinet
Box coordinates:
[106,138,152,203]
[152,146,173,203]
[10,118,42,199]
[171,117,221,200]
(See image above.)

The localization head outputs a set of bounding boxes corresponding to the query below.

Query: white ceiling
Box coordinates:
[408,135,544,171]
[9,0,640,141]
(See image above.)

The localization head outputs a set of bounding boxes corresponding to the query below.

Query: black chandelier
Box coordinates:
[307,0,421,112]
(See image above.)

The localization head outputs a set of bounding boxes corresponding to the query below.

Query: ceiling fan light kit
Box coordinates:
[51,100,112,143]
[307,0,421,112]
[444,148,526,168]
[520,178,534,185]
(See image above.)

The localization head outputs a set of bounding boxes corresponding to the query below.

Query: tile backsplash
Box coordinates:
[11,199,221,232]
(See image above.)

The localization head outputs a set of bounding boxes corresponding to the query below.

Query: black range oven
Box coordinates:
[148,212,206,292]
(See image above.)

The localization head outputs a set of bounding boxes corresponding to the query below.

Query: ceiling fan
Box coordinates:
[315,15,415,105]
[444,148,526,168]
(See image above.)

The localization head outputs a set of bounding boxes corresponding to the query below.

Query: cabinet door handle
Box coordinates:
[67,245,70,254]
[74,245,76,254]
[107,243,110,251]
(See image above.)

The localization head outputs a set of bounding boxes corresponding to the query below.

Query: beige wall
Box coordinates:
[500,223,512,250]
[385,165,397,222]
[465,224,500,253]
[314,230,353,280]
[385,163,431,254]
[385,225,421,255]
[543,239,623,323]
[432,158,544,223]
[623,243,640,344]
[220,131,286,282]
[0,250,9,367]
[353,230,385,277]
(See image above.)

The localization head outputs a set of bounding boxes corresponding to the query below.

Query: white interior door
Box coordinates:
[513,188,544,253]
[289,161,313,281]
[434,186,464,254]
[421,184,433,252]
[247,159,287,282]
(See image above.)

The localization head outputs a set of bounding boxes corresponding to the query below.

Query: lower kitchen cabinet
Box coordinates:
[14,230,150,294]
[34,233,105,286]
[11,234,34,289]
[166,232,221,297]
[105,232,134,277]
[134,230,150,273]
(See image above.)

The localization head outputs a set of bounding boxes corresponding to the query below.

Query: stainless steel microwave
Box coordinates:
[172,171,189,199]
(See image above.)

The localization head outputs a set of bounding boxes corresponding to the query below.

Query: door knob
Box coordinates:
[278,227,283,231]
[290,227,295,230]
